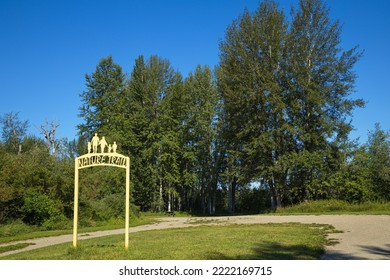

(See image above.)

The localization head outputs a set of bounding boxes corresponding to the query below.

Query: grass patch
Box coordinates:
[2,223,337,260]
[0,215,155,245]
[0,242,35,254]
[186,218,227,225]
[275,200,390,215]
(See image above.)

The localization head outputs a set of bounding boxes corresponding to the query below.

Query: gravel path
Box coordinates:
[1,215,389,259]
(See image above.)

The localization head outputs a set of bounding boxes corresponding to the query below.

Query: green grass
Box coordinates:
[2,223,337,260]
[275,200,390,215]
[0,242,35,254]
[0,216,154,245]
[141,211,190,217]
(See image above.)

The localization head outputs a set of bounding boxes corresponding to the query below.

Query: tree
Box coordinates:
[0,137,72,225]
[0,112,29,153]
[217,0,364,208]
[126,55,182,211]
[218,1,289,210]
[367,123,390,200]
[78,55,126,142]
[322,142,370,203]
[284,0,364,202]
[38,119,60,155]
[182,65,219,214]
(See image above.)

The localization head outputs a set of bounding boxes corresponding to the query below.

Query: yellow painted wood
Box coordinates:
[73,134,130,249]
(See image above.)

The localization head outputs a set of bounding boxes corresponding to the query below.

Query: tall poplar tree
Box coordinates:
[285,0,364,202]
[78,56,126,144]
[218,1,289,209]
[127,55,182,211]
[183,65,219,214]
[367,124,390,200]
[218,0,364,208]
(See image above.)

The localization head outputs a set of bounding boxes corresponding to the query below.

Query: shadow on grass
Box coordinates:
[207,241,325,260]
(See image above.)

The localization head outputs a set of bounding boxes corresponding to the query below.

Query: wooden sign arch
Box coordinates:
[73,134,130,249]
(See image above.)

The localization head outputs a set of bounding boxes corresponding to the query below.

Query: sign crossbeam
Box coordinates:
[77,153,128,169]
[73,133,130,249]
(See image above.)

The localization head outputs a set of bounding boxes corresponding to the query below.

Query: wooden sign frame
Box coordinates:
[73,134,130,249]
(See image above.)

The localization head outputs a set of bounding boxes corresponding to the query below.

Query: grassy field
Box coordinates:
[1,200,388,259]
[1,223,337,260]
[1,200,388,245]
[274,200,390,215]
[0,242,34,254]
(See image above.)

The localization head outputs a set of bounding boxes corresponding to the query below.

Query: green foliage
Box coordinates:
[235,185,271,213]
[0,112,29,153]
[1,1,389,231]
[78,56,126,141]
[367,123,390,200]
[0,132,138,228]
[20,189,62,226]
[217,0,365,209]
[276,199,390,214]
[77,54,221,214]
[76,167,130,225]
[0,220,34,237]
[282,0,364,205]
[74,0,388,214]
[218,1,289,209]
[0,134,53,224]
[124,55,184,211]
[181,65,220,213]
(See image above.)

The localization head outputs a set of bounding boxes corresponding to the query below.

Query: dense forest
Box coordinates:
[1,0,389,228]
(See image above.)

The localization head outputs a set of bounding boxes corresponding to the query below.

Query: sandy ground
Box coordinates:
[0,215,389,259]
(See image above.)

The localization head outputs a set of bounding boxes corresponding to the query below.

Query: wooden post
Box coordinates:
[73,159,79,247]
[125,157,130,250]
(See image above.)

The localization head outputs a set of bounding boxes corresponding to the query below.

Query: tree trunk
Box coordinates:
[270,175,283,209]
[207,191,216,215]
[228,177,236,214]
[159,176,163,212]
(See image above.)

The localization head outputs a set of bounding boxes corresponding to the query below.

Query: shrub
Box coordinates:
[0,219,33,237]
[276,199,390,214]
[20,189,62,226]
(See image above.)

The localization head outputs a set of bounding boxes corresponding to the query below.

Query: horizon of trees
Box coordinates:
[1,0,389,227]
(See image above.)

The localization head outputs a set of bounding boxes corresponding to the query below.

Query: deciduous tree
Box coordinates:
[0,112,29,153]
[367,123,390,200]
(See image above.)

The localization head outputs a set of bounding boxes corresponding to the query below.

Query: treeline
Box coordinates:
[1,0,389,227]
[77,0,389,213]
[0,112,132,227]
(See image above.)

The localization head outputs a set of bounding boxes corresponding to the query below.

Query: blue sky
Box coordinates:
[0,0,389,143]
